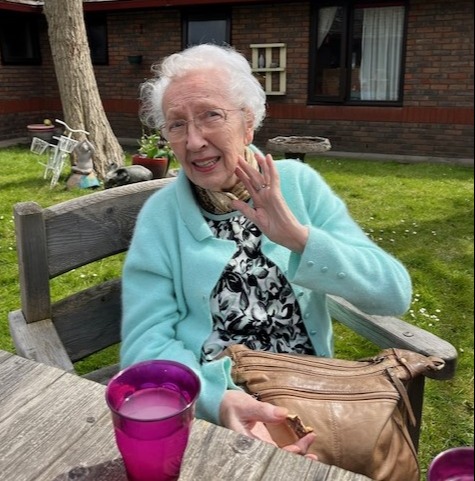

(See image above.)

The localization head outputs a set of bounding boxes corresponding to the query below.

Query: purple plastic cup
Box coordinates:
[427,447,474,481]
[105,360,201,481]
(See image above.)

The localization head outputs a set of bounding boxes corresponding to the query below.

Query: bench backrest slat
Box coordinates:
[44,178,175,277]
[14,178,175,361]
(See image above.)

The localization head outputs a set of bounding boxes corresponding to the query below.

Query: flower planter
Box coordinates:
[132,154,169,179]
[27,124,55,143]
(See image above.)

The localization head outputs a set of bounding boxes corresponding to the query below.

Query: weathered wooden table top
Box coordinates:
[0,350,373,481]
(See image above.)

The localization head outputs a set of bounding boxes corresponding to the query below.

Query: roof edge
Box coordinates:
[0,0,289,13]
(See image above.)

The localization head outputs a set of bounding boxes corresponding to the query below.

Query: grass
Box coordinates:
[0,145,473,477]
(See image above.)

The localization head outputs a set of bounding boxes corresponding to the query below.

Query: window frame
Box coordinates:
[182,9,231,48]
[0,12,42,66]
[308,0,408,106]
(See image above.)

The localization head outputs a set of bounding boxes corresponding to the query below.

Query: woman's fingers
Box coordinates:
[220,392,318,461]
[236,154,274,194]
[248,422,279,445]
[220,391,288,443]
[282,432,318,459]
[255,152,278,189]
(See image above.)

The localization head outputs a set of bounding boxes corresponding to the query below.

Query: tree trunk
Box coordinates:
[43,0,124,180]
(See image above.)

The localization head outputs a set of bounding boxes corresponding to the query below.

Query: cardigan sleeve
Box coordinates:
[121,254,239,424]
[282,161,412,315]
[120,192,239,424]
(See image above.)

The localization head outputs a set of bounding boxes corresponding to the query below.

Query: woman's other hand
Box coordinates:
[232,153,309,253]
[220,390,318,460]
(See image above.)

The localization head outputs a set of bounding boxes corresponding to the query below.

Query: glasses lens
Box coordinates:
[163,120,186,140]
[163,109,231,141]
[197,109,226,128]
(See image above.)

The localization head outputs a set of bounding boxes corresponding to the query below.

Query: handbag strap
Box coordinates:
[386,367,417,426]
[375,348,445,381]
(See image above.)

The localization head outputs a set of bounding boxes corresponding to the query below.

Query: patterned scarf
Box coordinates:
[193,147,258,215]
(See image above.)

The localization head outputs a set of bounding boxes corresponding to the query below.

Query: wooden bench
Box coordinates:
[8,176,457,450]
[8,178,174,384]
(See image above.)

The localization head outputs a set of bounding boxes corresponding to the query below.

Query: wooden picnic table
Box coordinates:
[0,350,373,481]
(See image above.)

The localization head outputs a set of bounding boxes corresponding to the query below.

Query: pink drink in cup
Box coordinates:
[106,360,201,481]
[427,447,474,481]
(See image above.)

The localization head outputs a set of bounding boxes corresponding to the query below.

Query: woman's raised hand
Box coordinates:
[232,153,309,253]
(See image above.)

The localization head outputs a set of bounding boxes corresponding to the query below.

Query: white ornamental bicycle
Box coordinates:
[30,119,90,188]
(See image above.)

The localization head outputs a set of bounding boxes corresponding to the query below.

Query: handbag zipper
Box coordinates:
[239,361,395,379]
[256,387,400,402]
[236,351,394,376]
[239,364,386,378]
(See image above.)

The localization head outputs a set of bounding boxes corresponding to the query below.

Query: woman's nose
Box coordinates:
[186,122,207,151]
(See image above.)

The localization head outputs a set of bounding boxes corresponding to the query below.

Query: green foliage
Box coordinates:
[137,130,176,162]
[0,146,473,479]
[306,157,474,476]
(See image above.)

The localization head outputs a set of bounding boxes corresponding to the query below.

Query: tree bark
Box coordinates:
[43,0,124,179]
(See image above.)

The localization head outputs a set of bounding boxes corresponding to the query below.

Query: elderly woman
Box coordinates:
[121,44,412,455]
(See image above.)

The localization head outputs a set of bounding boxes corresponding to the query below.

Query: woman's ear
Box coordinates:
[245,129,255,146]
[243,109,255,145]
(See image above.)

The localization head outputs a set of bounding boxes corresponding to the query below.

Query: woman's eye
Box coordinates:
[202,110,224,122]
[168,120,186,131]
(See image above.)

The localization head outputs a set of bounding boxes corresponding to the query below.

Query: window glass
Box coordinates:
[311,2,406,104]
[85,14,108,65]
[314,7,344,97]
[184,11,230,47]
[0,13,41,65]
[353,5,405,101]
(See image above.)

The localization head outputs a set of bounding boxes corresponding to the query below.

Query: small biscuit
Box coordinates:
[286,414,314,439]
[266,413,314,447]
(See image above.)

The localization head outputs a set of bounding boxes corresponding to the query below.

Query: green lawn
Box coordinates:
[0,145,473,478]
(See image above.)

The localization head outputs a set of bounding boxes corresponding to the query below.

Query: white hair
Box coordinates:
[139,44,267,131]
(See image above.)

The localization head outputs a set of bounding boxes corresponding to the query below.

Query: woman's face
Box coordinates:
[162,70,254,191]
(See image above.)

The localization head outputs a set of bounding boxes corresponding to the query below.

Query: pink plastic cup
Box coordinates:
[105,360,201,481]
[427,447,474,481]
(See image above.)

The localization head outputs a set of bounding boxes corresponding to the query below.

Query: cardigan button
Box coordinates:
[337,272,347,279]
[307,261,315,268]
[321,266,329,273]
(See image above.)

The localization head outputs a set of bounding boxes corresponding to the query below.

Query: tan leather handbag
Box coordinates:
[222,345,445,481]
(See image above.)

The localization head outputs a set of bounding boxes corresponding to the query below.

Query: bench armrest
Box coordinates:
[8,310,74,372]
[328,295,457,380]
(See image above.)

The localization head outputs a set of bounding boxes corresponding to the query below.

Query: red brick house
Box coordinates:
[0,0,473,164]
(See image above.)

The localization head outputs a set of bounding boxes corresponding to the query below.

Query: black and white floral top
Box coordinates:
[201,211,313,362]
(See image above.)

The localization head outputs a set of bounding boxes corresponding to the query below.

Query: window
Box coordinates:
[0,13,41,65]
[310,2,407,104]
[183,10,231,47]
[85,14,108,65]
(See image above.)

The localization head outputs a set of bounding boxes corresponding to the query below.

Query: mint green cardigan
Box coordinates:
[121,160,412,424]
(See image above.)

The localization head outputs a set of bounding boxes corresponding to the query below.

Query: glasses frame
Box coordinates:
[160,108,244,142]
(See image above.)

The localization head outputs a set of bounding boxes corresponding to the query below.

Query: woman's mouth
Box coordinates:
[192,157,219,172]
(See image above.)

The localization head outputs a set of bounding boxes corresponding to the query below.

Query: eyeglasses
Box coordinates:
[160,108,243,142]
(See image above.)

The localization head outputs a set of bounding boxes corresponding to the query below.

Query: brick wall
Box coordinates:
[100,10,183,139]
[0,0,473,161]
[238,0,474,160]
[405,0,474,108]
[0,15,61,140]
